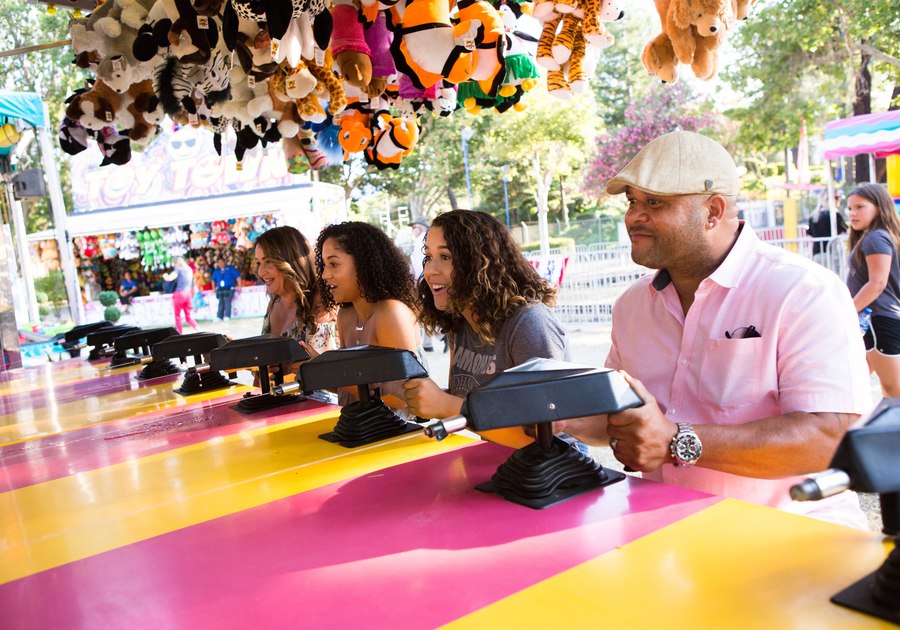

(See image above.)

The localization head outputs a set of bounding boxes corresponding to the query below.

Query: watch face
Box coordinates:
[676,435,702,464]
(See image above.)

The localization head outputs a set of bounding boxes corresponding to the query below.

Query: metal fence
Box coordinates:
[553,235,850,324]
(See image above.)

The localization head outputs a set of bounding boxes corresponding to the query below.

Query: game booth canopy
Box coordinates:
[823,109,900,201]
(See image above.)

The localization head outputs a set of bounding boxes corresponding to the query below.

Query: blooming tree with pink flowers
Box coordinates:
[584,83,719,199]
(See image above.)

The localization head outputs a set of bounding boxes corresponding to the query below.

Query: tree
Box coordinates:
[340,113,480,224]
[474,87,601,249]
[583,82,719,198]
[0,1,87,230]
[724,0,899,182]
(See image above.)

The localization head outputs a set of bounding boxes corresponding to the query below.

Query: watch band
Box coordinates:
[670,422,702,467]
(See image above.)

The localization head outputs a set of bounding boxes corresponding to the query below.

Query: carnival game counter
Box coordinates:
[0,357,892,628]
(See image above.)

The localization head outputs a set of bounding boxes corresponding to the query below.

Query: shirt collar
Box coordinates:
[650,221,757,293]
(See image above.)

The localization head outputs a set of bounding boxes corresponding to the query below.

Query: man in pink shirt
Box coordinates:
[562,131,872,528]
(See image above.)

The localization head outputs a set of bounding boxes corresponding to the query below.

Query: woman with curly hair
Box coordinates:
[846,183,900,396]
[254,226,336,353]
[313,221,422,409]
[402,210,570,441]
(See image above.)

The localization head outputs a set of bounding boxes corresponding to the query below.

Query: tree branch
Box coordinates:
[852,42,900,69]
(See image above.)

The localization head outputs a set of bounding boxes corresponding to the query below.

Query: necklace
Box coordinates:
[354,307,374,332]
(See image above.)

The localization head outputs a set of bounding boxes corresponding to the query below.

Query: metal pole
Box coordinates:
[37,110,83,323]
[501,165,510,226]
[825,160,837,239]
[4,181,39,321]
[461,129,474,210]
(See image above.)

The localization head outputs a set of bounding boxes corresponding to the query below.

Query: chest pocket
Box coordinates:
[698,337,764,409]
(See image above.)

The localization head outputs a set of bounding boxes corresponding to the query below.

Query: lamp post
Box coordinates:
[500,165,510,226]
[461,128,475,210]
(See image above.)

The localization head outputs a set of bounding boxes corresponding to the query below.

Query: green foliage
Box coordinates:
[519,237,576,253]
[103,305,122,323]
[584,83,719,198]
[33,271,67,305]
[98,291,119,307]
[0,0,86,230]
[724,0,899,158]
[38,304,51,318]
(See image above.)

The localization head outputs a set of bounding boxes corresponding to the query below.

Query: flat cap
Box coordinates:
[606,130,739,196]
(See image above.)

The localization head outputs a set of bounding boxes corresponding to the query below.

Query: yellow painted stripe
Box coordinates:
[447,499,894,629]
[1,411,473,584]
[0,383,252,446]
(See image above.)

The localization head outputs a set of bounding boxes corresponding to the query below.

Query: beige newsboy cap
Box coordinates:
[606,130,739,196]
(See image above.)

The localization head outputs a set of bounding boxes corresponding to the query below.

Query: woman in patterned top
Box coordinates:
[254,226,337,354]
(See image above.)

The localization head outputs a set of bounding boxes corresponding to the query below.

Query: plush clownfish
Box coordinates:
[387,0,481,90]
[365,111,419,170]
[334,98,373,157]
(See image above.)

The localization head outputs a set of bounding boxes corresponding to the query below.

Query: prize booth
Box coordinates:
[65,122,345,327]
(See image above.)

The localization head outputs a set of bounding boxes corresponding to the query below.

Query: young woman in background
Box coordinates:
[846,183,900,397]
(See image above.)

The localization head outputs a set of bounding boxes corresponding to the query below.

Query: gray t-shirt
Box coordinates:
[847,228,900,320]
[449,302,570,397]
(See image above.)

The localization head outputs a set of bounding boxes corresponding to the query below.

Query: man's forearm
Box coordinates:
[692,411,856,478]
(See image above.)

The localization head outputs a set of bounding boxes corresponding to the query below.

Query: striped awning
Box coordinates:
[823,110,900,159]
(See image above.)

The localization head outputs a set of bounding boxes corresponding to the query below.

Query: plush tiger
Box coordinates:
[551,13,581,66]
[536,16,561,70]
[547,23,587,98]
[582,0,622,49]
[545,68,571,99]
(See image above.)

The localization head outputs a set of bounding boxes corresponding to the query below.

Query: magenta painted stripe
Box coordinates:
[0,397,338,492]
[0,443,719,629]
[0,371,180,415]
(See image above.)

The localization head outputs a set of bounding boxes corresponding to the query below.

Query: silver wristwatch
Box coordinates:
[670,422,702,467]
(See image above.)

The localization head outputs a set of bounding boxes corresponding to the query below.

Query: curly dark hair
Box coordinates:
[418,210,556,345]
[315,221,417,310]
[254,225,321,331]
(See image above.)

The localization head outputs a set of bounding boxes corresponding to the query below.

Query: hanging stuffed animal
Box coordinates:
[387,0,482,90]
[58,116,93,155]
[656,0,729,78]
[98,127,132,166]
[455,0,507,98]
[65,79,123,131]
[641,32,678,83]
[120,79,164,143]
[364,11,396,98]
[364,110,419,169]
[330,0,373,90]
[496,4,540,99]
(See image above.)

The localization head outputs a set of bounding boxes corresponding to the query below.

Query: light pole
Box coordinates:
[500,165,510,226]
[461,128,475,210]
